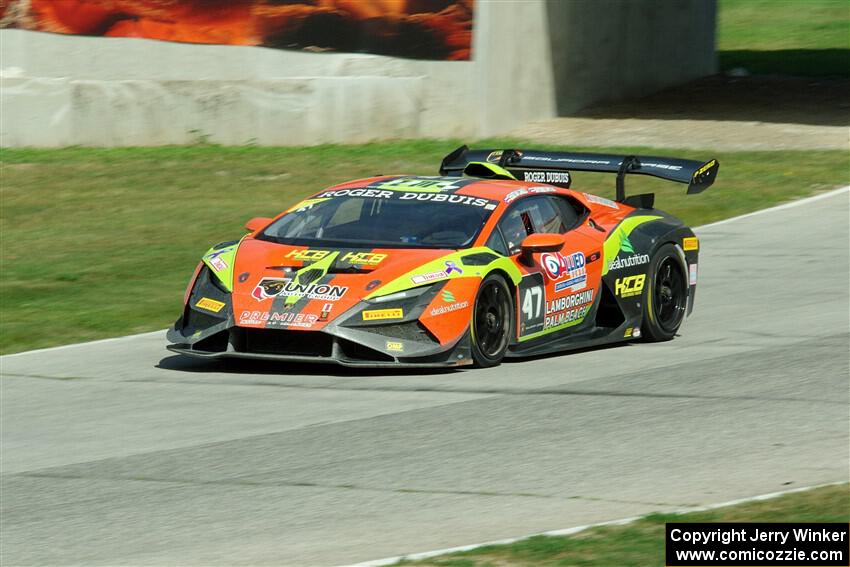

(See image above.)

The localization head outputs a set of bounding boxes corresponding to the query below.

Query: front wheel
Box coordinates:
[641,243,688,342]
[470,274,513,367]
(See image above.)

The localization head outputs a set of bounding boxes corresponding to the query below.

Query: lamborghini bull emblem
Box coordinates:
[252,277,348,302]
[252,278,287,300]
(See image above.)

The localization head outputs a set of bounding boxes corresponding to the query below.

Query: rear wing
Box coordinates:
[439,146,719,205]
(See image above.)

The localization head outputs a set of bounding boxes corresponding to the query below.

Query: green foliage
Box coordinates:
[718,0,850,76]
[719,0,849,51]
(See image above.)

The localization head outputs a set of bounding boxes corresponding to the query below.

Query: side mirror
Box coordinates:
[520,233,564,265]
[245,217,272,233]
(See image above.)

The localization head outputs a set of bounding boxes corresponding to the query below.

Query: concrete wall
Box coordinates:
[472,0,556,137]
[0,28,481,146]
[0,0,714,147]
[546,0,717,115]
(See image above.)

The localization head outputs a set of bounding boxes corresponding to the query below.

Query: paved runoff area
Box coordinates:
[2,189,848,566]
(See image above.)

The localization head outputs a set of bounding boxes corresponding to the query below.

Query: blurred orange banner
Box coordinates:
[0,0,473,60]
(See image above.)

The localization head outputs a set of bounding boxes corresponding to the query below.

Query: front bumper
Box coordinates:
[166,325,472,368]
[169,265,473,368]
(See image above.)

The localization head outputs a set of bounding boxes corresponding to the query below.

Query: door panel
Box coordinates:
[499,196,603,342]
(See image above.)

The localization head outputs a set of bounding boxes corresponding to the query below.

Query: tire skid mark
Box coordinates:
[12,470,691,509]
[119,379,848,406]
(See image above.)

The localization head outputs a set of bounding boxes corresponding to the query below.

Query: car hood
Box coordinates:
[224,238,463,330]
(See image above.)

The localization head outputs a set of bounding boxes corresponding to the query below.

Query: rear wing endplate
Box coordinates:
[440,146,719,203]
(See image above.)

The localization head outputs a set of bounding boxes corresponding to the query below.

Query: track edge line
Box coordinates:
[696,185,849,231]
[345,481,848,567]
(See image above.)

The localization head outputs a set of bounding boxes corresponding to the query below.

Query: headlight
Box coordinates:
[369,285,432,304]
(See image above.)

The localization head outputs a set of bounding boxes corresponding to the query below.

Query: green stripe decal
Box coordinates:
[463,161,517,180]
[601,215,662,276]
[284,251,340,306]
[372,178,457,193]
[366,247,522,300]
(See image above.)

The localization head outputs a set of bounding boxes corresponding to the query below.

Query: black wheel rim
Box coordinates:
[474,281,510,359]
[654,257,687,333]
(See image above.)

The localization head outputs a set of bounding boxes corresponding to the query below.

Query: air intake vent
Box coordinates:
[595,281,625,329]
[241,329,333,357]
[338,339,394,362]
[193,331,228,353]
[462,252,498,266]
[185,309,222,333]
[298,268,323,284]
[365,321,438,343]
[327,266,371,274]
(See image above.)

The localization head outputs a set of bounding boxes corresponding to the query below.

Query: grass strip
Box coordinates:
[718,0,850,76]
[403,484,850,566]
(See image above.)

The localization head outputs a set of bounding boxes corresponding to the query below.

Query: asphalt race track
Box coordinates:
[2,190,848,566]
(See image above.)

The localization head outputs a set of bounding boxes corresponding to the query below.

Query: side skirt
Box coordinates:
[505,320,640,358]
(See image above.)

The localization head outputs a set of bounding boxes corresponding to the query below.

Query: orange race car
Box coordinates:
[167,146,718,368]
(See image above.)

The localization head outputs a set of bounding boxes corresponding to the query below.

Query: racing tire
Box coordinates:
[471,274,513,368]
[641,243,688,342]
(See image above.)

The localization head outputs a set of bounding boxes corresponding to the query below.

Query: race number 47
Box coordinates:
[522,286,543,320]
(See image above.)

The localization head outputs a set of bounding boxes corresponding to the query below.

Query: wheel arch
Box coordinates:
[642,241,690,340]
[599,213,697,333]
[469,270,515,367]
[479,267,517,341]
[643,223,698,316]
[484,267,517,292]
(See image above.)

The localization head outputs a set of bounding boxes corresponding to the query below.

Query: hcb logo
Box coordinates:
[286,249,330,262]
[341,251,387,265]
[615,274,646,298]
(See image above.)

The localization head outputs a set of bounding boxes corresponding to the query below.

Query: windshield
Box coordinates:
[259,192,498,249]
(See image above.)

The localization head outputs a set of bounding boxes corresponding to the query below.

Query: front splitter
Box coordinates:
[166,344,472,369]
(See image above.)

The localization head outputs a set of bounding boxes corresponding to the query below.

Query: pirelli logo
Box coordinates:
[195,297,225,313]
[683,237,699,251]
[362,308,404,321]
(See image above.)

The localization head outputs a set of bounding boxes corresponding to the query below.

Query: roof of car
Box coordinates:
[322,175,566,202]
[297,174,628,227]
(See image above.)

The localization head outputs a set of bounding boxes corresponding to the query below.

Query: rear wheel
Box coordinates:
[641,243,688,342]
[471,274,513,367]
